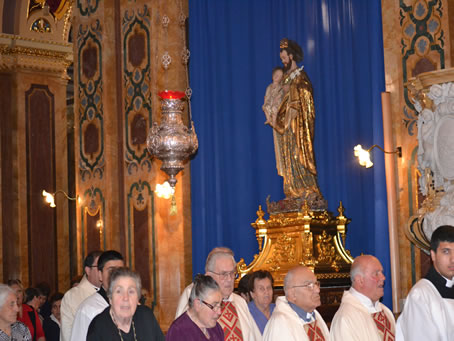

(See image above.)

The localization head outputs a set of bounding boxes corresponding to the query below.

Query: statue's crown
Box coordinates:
[280,38,288,49]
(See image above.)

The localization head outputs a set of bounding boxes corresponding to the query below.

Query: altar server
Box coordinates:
[396,225,454,341]
[330,255,395,340]
[263,265,329,341]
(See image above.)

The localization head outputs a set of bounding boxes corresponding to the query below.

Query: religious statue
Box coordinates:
[265,38,326,212]
[263,66,285,175]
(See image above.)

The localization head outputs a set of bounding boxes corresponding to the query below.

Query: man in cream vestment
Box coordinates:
[396,225,454,341]
[263,266,329,341]
[60,250,101,341]
[330,255,395,341]
[175,247,261,341]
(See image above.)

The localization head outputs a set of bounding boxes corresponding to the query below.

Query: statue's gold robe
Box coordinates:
[274,67,321,199]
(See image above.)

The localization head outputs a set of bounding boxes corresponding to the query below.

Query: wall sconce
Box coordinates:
[42,190,79,208]
[354,144,402,168]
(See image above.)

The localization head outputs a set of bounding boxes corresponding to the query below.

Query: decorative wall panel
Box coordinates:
[25,84,57,288]
[123,5,152,173]
[81,186,105,258]
[400,0,445,135]
[127,180,156,309]
[77,0,100,17]
[77,20,104,181]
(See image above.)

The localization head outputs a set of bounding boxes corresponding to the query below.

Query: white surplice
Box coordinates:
[396,279,454,341]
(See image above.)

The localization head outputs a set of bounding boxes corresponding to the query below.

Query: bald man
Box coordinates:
[330,255,395,341]
[263,266,329,341]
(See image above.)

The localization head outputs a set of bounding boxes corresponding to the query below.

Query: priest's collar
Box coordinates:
[97,286,109,303]
[222,293,234,303]
[288,302,315,323]
[349,287,382,313]
[424,266,454,299]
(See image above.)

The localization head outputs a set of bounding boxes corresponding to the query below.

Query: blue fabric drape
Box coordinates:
[189,0,391,307]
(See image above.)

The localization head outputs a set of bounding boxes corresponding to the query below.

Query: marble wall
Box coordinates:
[72,0,192,329]
[382,0,453,308]
[0,0,192,330]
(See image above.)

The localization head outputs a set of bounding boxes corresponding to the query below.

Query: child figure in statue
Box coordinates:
[262,67,284,127]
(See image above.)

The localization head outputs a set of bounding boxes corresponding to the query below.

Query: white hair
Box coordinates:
[0,284,15,308]
[205,247,236,273]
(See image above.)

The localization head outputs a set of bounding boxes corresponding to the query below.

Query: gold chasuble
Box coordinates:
[372,311,395,341]
[219,302,244,340]
[303,320,325,341]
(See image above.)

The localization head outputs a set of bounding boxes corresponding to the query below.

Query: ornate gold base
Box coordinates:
[237,201,353,287]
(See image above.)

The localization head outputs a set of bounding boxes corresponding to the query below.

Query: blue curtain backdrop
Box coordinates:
[189,0,391,308]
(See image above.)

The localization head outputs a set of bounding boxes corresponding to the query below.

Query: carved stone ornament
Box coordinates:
[0,34,72,77]
[407,68,454,249]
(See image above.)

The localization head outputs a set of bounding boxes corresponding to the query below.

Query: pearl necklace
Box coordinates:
[110,309,138,341]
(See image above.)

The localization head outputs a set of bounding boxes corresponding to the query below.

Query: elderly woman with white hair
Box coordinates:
[167,274,224,340]
[87,267,164,341]
[0,284,31,340]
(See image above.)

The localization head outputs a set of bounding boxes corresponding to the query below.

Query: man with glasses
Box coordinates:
[263,265,329,341]
[330,255,395,341]
[60,250,102,341]
[175,247,261,340]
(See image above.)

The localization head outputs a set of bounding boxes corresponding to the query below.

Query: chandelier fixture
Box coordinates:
[147,90,198,188]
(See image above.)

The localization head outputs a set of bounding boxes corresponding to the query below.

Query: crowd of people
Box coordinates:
[0,224,452,340]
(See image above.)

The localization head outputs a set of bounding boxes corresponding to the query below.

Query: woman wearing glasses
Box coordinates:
[167,274,224,340]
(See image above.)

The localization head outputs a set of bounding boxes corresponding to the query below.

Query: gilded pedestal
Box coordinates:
[237,202,353,321]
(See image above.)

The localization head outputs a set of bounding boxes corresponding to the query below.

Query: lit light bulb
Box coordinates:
[155,181,175,199]
[354,144,373,168]
[42,190,56,207]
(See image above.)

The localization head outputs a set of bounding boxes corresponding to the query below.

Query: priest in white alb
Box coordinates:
[396,225,454,341]
[330,255,395,341]
[263,265,329,341]
[174,247,261,341]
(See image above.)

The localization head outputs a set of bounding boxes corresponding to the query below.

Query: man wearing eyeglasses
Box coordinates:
[175,247,261,341]
[263,265,329,341]
[330,255,395,341]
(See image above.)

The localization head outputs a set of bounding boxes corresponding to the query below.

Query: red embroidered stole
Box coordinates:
[372,311,395,341]
[303,320,325,341]
[218,301,244,340]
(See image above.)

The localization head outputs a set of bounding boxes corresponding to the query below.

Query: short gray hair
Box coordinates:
[350,261,363,283]
[205,247,235,273]
[188,274,220,308]
[283,268,295,295]
[350,255,376,284]
[107,267,141,299]
[0,284,15,308]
